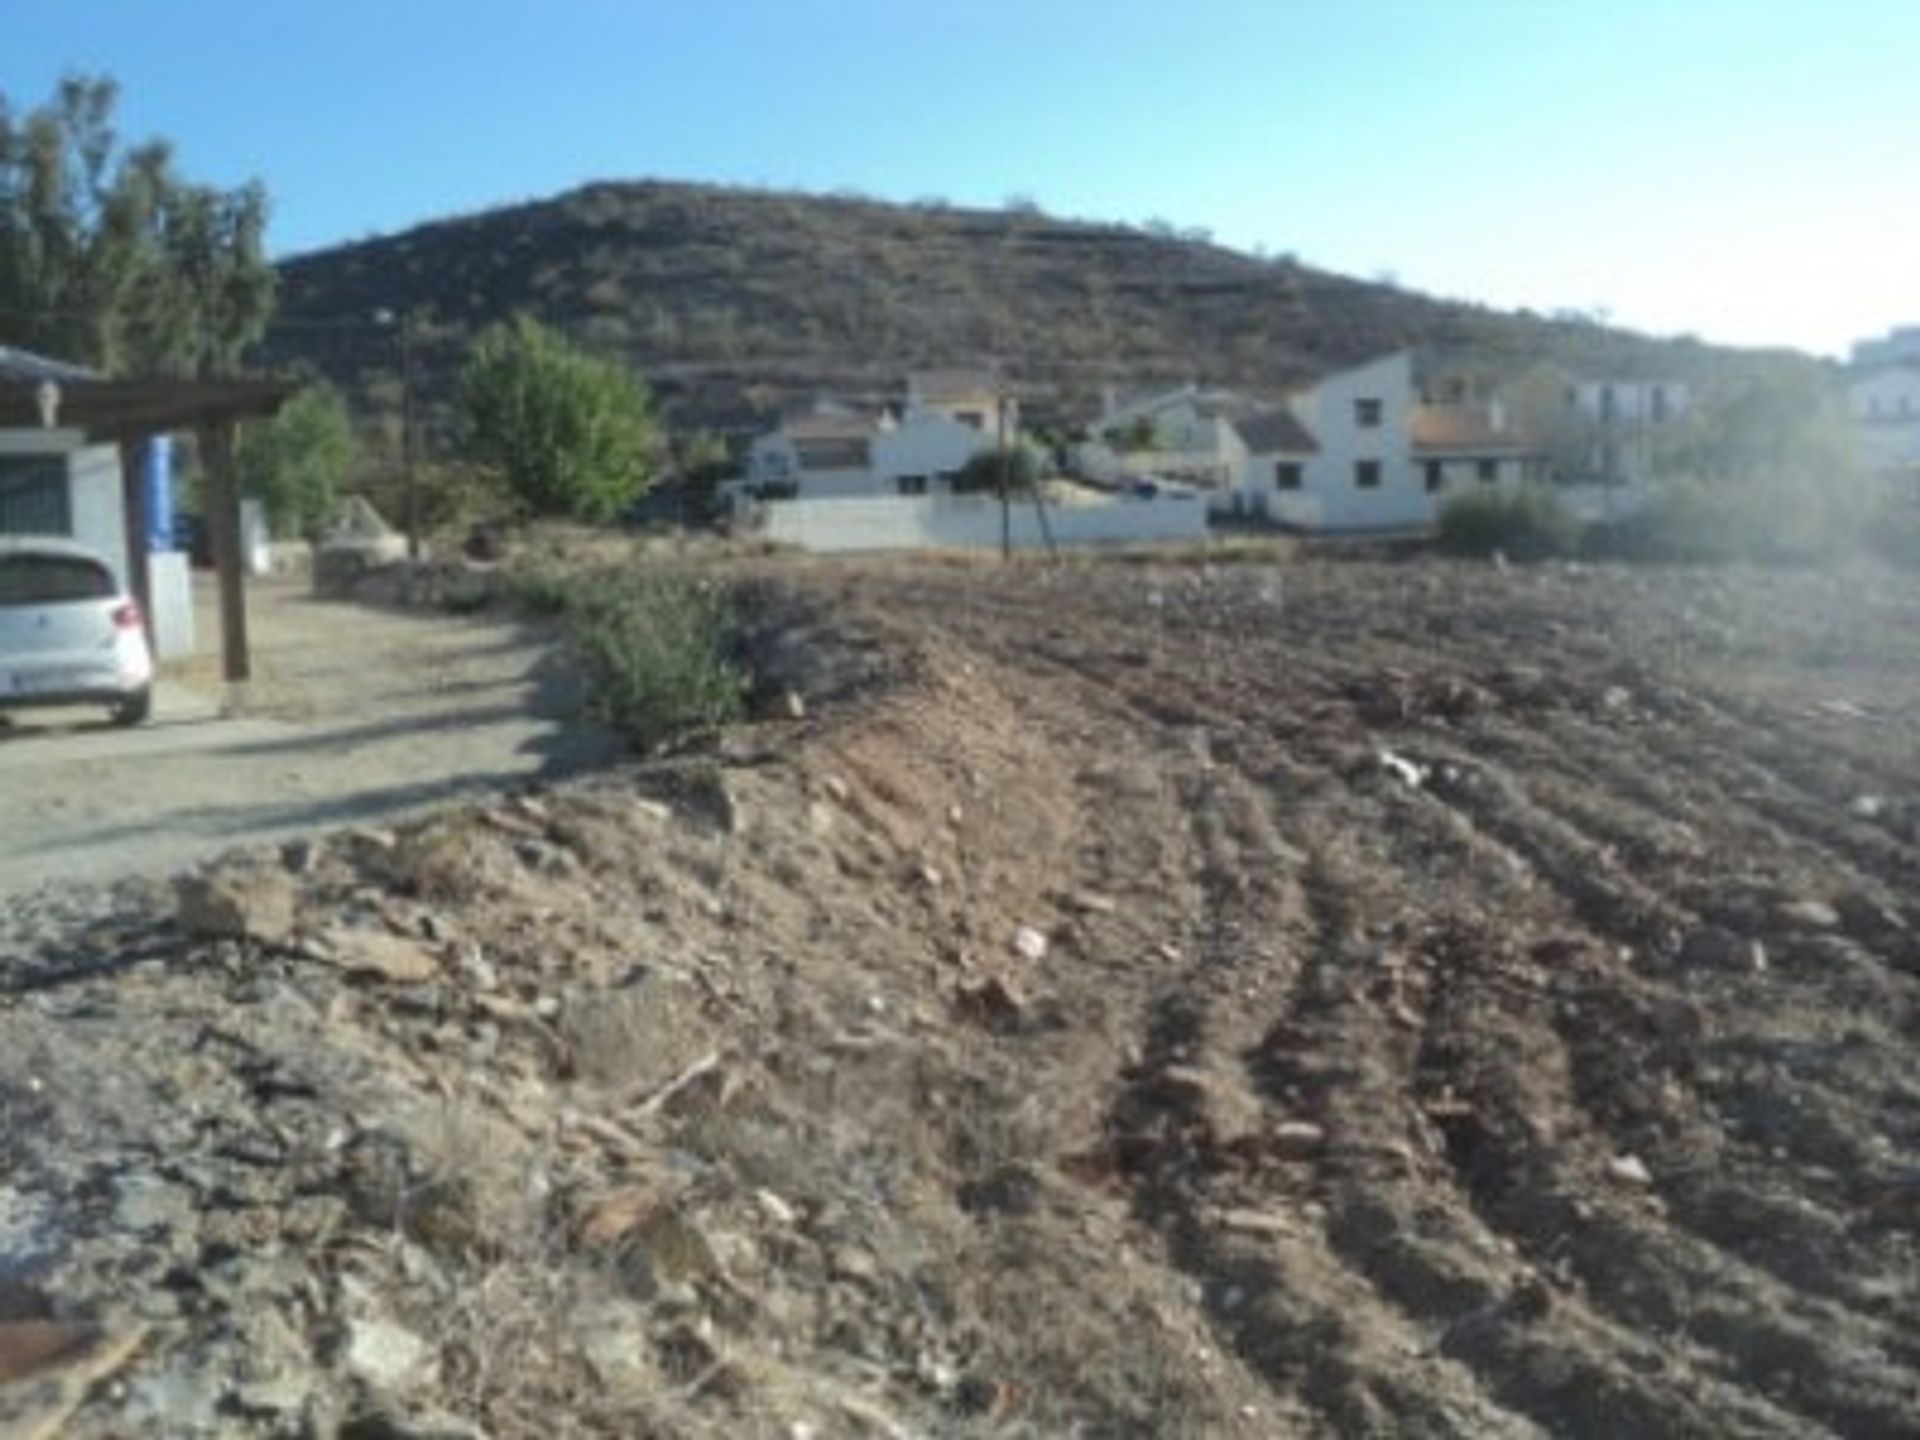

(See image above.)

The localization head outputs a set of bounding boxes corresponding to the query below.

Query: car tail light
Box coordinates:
[111,600,144,631]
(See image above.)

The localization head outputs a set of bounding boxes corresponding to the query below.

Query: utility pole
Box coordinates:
[376,307,420,559]
[400,311,419,560]
[998,387,1012,559]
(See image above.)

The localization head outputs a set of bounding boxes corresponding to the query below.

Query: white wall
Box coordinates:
[873,409,996,491]
[757,493,1208,553]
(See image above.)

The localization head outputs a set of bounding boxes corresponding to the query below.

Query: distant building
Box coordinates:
[1563,378,1691,483]
[1850,326,1920,369]
[1072,352,1544,533]
[1846,358,1920,488]
[736,369,1011,503]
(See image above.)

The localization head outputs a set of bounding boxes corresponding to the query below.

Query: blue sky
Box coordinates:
[2,0,1914,357]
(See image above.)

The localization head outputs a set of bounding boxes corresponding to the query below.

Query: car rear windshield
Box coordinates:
[0,553,116,605]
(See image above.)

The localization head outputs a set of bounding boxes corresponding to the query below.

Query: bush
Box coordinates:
[1437,485,1579,560]
[512,568,748,749]
[1587,477,1870,565]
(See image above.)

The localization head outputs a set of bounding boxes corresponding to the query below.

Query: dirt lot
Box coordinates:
[4,551,1917,1437]
[0,574,618,897]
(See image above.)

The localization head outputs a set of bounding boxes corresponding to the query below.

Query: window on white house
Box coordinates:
[1274,461,1303,490]
[1355,460,1381,489]
[896,475,928,496]
[1651,385,1669,423]
[1425,460,1444,493]
[1354,398,1383,427]
[953,410,985,431]
[1477,459,1498,483]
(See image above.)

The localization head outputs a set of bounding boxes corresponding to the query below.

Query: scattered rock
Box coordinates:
[317,928,441,985]
[955,974,1026,1031]
[1773,899,1841,932]
[1608,1154,1655,1187]
[175,866,297,944]
[341,1315,436,1394]
[1012,925,1050,962]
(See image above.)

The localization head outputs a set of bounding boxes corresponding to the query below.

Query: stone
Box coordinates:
[0,1321,149,1439]
[1607,1154,1654,1187]
[1012,926,1050,962]
[175,867,297,945]
[1677,925,1763,972]
[1272,1120,1329,1156]
[342,1315,435,1393]
[318,928,441,985]
[1773,899,1841,932]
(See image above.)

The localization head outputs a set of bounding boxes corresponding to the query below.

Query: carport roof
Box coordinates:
[0,371,295,439]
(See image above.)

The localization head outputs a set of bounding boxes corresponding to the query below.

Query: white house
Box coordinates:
[1409,399,1545,500]
[1077,353,1502,532]
[1237,352,1426,531]
[1563,378,1692,484]
[1847,363,1920,484]
[740,369,1010,503]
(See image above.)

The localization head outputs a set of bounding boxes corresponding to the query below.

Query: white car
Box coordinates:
[0,537,154,727]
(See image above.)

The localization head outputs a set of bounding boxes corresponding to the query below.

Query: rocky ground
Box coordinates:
[2,552,1918,1437]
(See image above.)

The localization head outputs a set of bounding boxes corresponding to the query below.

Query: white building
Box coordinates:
[1847,363,1920,483]
[1075,353,1537,533]
[1851,326,1920,369]
[1564,378,1692,483]
[739,369,1009,502]
[0,348,132,585]
[1410,400,1545,500]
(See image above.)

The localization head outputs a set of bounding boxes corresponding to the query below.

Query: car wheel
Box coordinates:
[110,688,152,728]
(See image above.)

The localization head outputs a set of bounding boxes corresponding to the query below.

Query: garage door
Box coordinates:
[0,456,72,537]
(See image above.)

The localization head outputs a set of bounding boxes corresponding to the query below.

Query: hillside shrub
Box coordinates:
[1437,486,1579,560]
[1586,477,1868,565]
[511,568,747,750]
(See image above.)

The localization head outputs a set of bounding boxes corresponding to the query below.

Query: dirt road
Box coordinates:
[0,575,617,895]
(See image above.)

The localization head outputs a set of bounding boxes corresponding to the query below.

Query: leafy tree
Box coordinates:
[0,74,273,375]
[459,316,659,520]
[953,445,1041,495]
[236,384,358,538]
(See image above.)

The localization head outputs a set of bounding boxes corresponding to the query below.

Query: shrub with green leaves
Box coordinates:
[514,568,747,750]
[1437,485,1579,560]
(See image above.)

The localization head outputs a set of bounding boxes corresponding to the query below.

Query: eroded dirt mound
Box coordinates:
[3,555,1918,1437]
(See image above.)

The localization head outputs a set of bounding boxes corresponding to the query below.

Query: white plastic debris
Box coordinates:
[1378,749,1429,788]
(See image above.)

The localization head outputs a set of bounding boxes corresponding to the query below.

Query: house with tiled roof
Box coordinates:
[1409,399,1548,501]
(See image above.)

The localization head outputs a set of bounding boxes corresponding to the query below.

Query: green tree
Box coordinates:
[953,445,1041,495]
[459,316,659,520]
[0,74,273,376]
[236,383,358,538]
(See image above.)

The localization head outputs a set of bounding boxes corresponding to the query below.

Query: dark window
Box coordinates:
[1424,460,1444,493]
[0,552,114,605]
[1600,385,1617,422]
[1477,459,1499,483]
[1355,460,1382,489]
[793,437,871,471]
[1354,398,1383,427]
[1650,385,1669,423]
[1274,461,1303,490]
[953,410,985,431]
[0,455,72,538]
[895,474,928,496]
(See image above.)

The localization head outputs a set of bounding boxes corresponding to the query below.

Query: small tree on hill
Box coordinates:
[236,383,358,538]
[459,316,659,521]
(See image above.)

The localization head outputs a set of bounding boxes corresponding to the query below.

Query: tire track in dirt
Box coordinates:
[817,560,1920,1435]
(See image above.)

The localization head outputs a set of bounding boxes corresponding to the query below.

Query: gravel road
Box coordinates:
[0,574,618,897]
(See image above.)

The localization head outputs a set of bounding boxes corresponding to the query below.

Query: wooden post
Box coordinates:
[198,419,251,685]
[117,434,155,648]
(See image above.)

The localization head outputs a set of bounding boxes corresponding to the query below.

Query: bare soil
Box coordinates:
[5,551,1918,1437]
